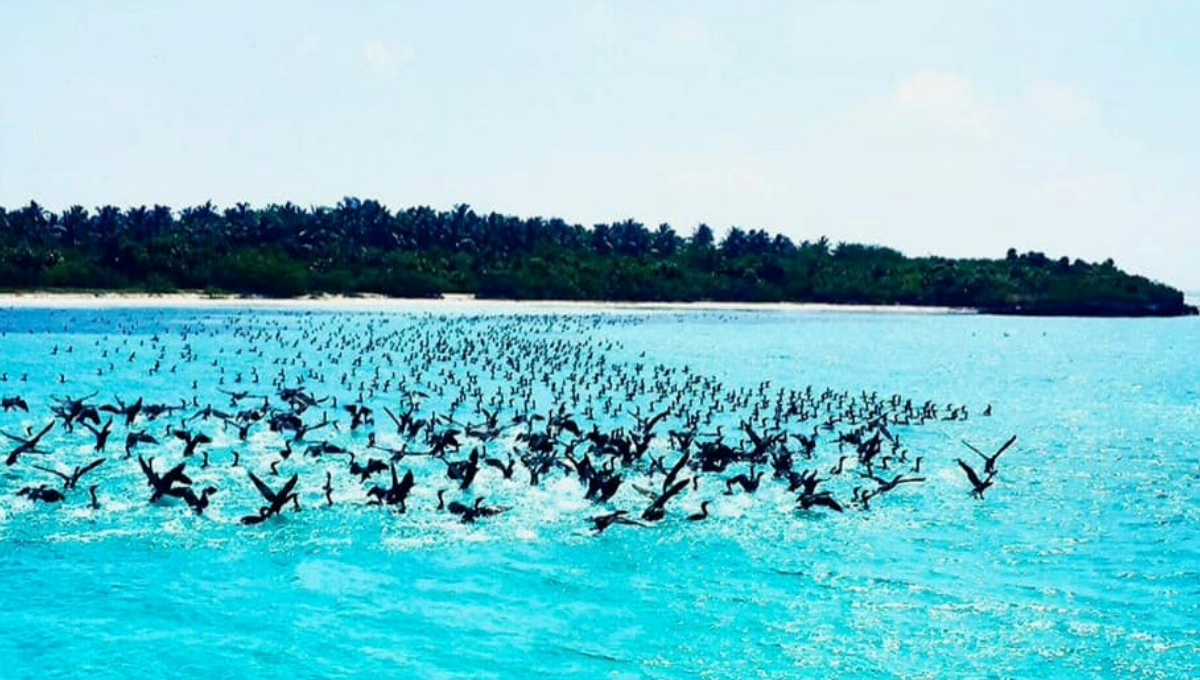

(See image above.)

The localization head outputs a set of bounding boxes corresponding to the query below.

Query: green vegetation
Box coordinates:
[0,200,1193,316]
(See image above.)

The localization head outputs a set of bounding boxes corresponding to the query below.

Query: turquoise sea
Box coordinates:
[0,303,1197,679]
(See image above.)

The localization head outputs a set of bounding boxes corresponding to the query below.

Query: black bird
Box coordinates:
[686,501,711,522]
[962,435,1016,475]
[32,457,105,490]
[463,497,509,523]
[138,456,193,503]
[322,470,335,507]
[724,466,764,495]
[3,421,56,466]
[436,489,471,515]
[590,510,644,534]
[797,491,844,513]
[438,492,508,523]
[1,396,29,412]
[446,448,480,491]
[100,396,143,426]
[348,452,388,482]
[642,478,690,522]
[17,485,65,504]
[367,464,416,511]
[81,418,114,452]
[124,430,159,457]
[52,391,99,430]
[241,472,300,525]
[957,459,995,499]
[865,473,926,495]
[344,404,374,430]
[484,455,516,480]
[170,486,217,515]
[172,429,213,457]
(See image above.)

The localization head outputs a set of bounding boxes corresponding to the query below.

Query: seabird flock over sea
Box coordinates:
[0,309,1016,534]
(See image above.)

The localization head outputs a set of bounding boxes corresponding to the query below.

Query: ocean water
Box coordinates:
[0,303,1196,679]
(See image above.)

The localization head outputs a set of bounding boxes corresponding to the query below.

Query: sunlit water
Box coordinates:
[0,304,1197,679]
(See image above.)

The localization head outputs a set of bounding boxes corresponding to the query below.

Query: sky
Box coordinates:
[2,1,1198,289]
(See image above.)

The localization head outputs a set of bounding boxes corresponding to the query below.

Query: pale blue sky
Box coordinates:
[2,1,1198,288]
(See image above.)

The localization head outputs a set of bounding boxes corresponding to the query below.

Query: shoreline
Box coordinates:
[0,291,973,315]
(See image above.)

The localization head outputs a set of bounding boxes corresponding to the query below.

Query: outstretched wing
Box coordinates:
[31,420,56,443]
[648,478,690,513]
[961,439,986,458]
[662,452,690,493]
[248,471,277,503]
[31,464,70,482]
[957,459,983,488]
[644,409,671,435]
[812,494,844,512]
[276,474,300,502]
[993,435,1018,459]
[137,455,155,481]
[77,458,107,479]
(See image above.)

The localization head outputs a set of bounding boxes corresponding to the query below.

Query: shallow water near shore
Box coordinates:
[0,304,1197,679]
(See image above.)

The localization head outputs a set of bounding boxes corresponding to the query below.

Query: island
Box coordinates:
[0,200,1194,317]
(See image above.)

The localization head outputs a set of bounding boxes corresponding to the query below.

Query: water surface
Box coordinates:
[0,305,1196,679]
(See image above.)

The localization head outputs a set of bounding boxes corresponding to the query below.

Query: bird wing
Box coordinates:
[77,458,106,479]
[165,462,192,486]
[630,483,659,500]
[993,435,1018,459]
[957,459,983,487]
[277,474,300,502]
[649,478,690,512]
[31,421,56,442]
[137,455,155,481]
[644,409,671,435]
[663,452,691,492]
[960,439,985,457]
[813,494,844,512]
[31,464,70,482]
[248,471,277,503]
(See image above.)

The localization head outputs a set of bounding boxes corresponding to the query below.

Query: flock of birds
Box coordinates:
[0,309,1018,535]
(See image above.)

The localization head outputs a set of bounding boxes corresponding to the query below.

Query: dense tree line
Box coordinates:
[0,199,1193,316]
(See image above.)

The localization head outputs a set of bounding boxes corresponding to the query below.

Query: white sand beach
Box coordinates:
[0,292,973,315]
